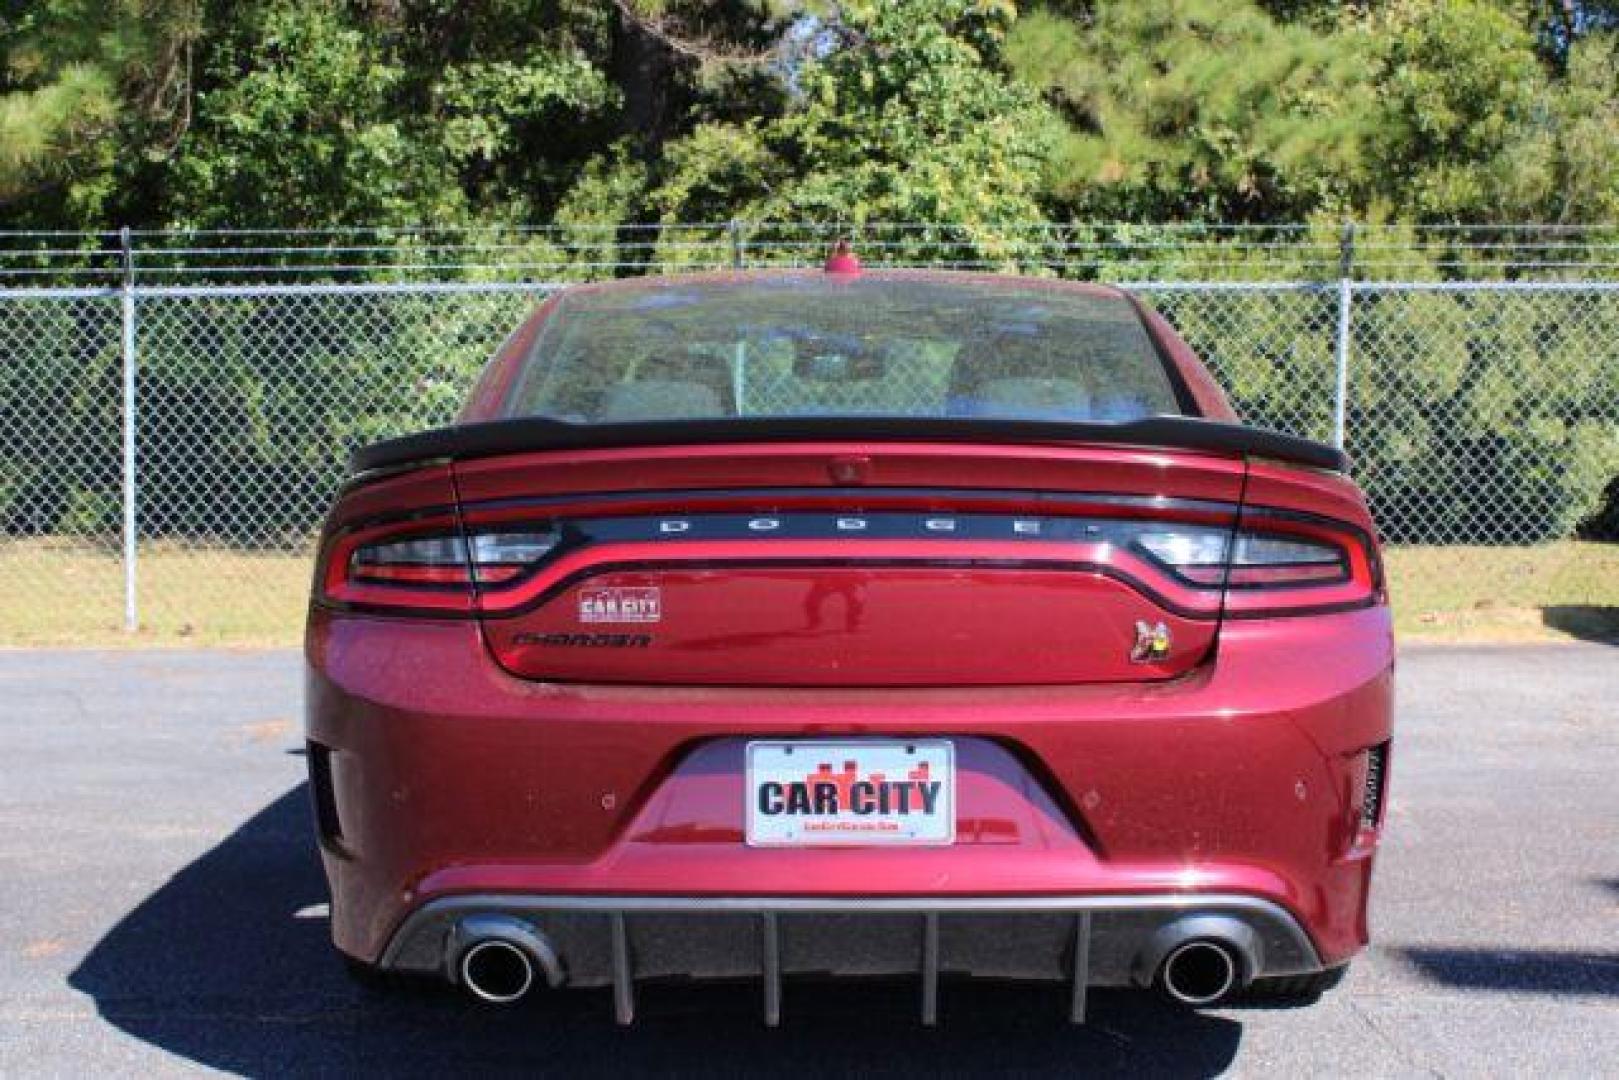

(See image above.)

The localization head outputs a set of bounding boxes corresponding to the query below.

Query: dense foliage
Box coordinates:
[7,0,1619,232]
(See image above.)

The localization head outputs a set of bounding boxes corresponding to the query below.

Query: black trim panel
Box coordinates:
[350,415,1347,476]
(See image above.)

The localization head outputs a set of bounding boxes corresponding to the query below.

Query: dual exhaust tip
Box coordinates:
[1144,914,1259,1007]
[450,915,563,1005]
[460,939,537,1004]
[446,913,1253,1009]
[1157,939,1241,1006]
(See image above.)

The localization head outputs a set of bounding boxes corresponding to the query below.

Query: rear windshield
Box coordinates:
[502,275,1184,424]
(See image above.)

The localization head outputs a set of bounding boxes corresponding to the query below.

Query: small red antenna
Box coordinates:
[824,238,861,275]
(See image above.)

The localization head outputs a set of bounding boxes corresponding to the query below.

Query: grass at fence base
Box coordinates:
[0,541,309,648]
[1384,541,1619,644]
[2,540,1617,648]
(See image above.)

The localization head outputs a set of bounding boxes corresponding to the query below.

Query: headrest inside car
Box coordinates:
[601,379,724,421]
[968,377,1091,417]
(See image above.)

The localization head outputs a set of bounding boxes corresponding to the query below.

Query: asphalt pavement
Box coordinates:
[0,644,1614,1077]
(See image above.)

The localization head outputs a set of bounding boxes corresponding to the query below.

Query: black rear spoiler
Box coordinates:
[350,415,1347,476]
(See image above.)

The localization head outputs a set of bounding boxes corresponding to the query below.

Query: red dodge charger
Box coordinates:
[306,261,1393,1023]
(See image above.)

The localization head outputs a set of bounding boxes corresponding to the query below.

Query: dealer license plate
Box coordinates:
[745,739,955,846]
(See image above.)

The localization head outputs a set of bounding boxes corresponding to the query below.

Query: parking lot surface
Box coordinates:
[0,644,1615,1077]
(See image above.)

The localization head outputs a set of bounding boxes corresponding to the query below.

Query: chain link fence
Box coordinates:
[1143,281,1619,544]
[3,232,1618,642]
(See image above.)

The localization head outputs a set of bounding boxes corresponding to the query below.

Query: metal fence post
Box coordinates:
[728,219,745,269]
[119,227,138,632]
[1331,221,1355,450]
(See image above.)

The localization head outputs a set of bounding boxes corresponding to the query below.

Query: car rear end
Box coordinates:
[305,271,1393,1022]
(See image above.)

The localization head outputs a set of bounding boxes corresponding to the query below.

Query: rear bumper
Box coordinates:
[385,892,1320,978]
[306,604,1394,975]
[384,893,1324,1023]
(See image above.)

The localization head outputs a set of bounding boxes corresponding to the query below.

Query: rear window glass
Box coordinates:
[502,275,1183,424]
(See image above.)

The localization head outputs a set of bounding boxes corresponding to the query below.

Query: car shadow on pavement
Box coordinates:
[1395,946,1619,997]
[1541,605,1619,644]
[68,784,1244,1078]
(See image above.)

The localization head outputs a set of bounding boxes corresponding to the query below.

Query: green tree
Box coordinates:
[1357,0,1551,221]
[645,0,1058,260]
[166,1,617,230]
[0,0,201,227]
[1005,0,1378,221]
[1006,0,1619,228]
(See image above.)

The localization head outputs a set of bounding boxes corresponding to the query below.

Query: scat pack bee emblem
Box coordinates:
[1130,620,1172,663]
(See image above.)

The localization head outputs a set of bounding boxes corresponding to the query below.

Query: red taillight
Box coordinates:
[318,502,1379,620]
[1222,563,1346,587]
[1130,517,1378,616]
[349,535,475,586]
[321,525,559,612]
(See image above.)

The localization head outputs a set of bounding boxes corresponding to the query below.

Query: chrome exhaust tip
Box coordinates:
[449,915,565,1005]
[1158,939,1239,1006]
[1134,913,1260,1007]
[460,939,536,1004]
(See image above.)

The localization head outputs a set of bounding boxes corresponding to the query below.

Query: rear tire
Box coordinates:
[1244,964,1348,1004]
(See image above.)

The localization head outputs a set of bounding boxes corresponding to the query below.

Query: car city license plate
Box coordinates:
[745,739,955,846]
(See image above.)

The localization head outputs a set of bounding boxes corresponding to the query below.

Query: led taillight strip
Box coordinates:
[1219,509,1381,617]
[318,512,478,613]
[317,502,1382,619]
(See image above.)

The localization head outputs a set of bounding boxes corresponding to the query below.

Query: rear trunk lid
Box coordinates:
[451,440,1246,686]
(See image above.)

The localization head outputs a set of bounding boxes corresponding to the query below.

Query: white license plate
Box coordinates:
[745,739,955,846]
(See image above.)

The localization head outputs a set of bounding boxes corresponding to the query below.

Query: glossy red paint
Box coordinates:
[449,441,1250,504]
[306,604,1391,966]
[1138,305,1239,421]
[456,293,558,422]
[306,270,1394,995]
[483,560,1218,685]
[444,441,1250,685]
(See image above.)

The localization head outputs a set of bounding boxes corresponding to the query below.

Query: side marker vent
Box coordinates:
[1360,742,1389,830]
[308,741,344,849]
